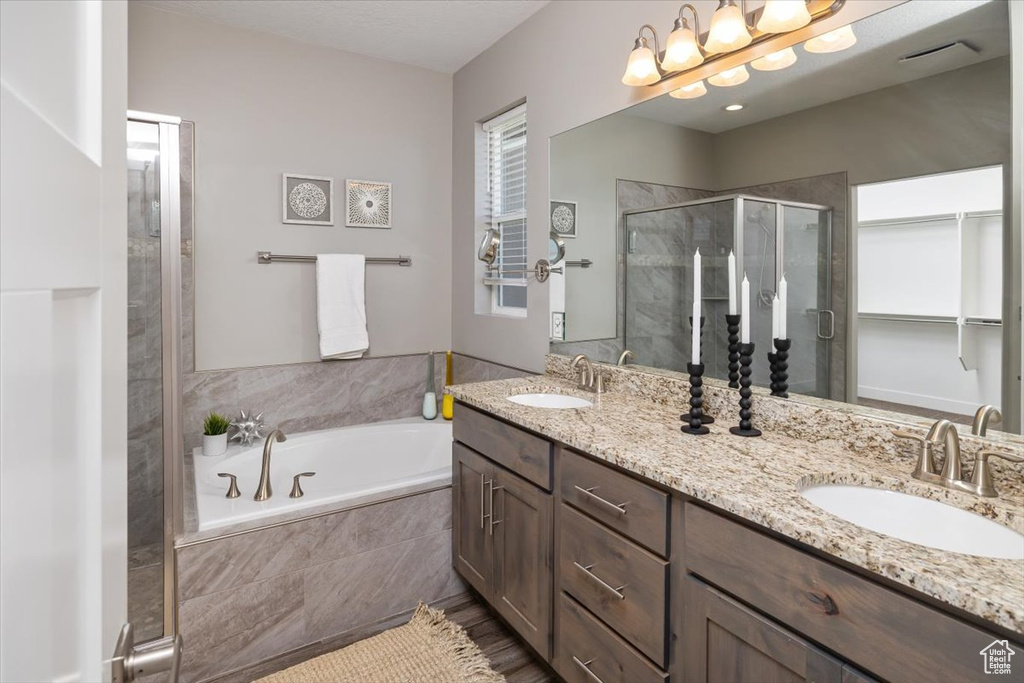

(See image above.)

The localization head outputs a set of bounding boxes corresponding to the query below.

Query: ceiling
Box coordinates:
[626,0,1009,134]
[137,0,550,73]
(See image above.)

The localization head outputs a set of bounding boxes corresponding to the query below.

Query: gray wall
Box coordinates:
[129,5,454,370]
[550,114,714,342]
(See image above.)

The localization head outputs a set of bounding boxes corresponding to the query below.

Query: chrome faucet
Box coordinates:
[570,354,607,394]
[972,405,1002,436]
[254,429,287,501]
[895,419,1022,498]
[617,349,635,366]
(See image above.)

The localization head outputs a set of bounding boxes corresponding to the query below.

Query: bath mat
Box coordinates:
[254,603,504,683]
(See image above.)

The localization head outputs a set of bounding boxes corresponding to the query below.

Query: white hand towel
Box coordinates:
[316,254,368,360]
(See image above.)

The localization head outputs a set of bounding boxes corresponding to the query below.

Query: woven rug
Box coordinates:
[255,603,504,683]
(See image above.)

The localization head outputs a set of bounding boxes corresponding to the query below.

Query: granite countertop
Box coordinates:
[449,375,1024,634]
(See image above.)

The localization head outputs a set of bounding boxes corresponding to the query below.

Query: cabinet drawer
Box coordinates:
[557,593,668,683]
[453,403,552,490]
[560,504,668,666]
[560,448,669,556]
[685,503,1022,683]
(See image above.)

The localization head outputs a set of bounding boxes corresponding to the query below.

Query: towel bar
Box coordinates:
[257,251,412,266]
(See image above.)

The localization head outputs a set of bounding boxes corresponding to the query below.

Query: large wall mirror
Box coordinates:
[549,0,1021,436]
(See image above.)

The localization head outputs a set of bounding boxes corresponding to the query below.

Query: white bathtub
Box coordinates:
[192,418,453,531]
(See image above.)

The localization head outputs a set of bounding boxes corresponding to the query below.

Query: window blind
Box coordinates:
[484,105,527,311]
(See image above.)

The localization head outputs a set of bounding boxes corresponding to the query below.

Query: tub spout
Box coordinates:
[255,429,287,501]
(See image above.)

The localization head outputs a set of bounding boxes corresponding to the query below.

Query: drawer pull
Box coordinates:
[572,656,606,683]
[806,591,839,616]
[574,485,628,515]
[574,561,626,600]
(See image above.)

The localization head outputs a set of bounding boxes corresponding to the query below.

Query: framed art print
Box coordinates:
[282,174,333,225]
[346,179,392,228]
[550,200,577,238]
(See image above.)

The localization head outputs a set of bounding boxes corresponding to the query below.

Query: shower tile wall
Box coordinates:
[128,156,164,550]
[725,172,848,399]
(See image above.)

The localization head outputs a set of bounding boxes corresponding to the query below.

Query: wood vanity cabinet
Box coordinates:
[452,407,553,660]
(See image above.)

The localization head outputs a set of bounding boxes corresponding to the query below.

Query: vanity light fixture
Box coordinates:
[705,0,753,54]
[724,103,745,111]
[670,80,708,99]
[751,46,798,71]
[621,0,845,89]
[756,0,812,33]
[804,24,857,53]
[708,65,750,87]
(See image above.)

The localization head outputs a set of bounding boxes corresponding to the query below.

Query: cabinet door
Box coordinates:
[684,577,844,683]
[492,466,553,660]
[453,443,494,598]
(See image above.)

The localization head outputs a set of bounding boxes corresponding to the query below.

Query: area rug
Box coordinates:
[255,603,505,683]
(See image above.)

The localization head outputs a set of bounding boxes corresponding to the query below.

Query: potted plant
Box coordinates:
[202,412,230,456]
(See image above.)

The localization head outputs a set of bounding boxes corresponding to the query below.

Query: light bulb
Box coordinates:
[804,25,857,54]
[757,0,812,33]
[662,19,704,72]
[751,46,797,71]
[705,1,753,54]
[621,37,660,86]
[670,80,708,99]
[708,65,750,87]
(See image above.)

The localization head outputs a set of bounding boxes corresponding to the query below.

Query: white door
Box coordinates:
[1,1,128,681]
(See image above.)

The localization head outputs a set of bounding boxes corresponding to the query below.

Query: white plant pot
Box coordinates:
[202,433,228,457]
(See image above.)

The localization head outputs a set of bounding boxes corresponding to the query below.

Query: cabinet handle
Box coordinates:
[574,485,628,515]
[573,561,626,600]
[572,656,606,683]
[806,591,839,616]
[480,473,486,530]
[488,480,503,536]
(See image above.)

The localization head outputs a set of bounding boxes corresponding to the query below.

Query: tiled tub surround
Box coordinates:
[174,487,464,682]
[448,359,1024,634]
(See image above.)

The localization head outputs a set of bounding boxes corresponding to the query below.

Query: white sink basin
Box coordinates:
[507,393,592,409]
[801,484,1024,560]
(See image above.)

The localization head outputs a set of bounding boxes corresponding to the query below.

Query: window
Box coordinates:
[483,104,527,315]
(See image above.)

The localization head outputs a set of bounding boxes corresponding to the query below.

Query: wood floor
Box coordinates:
[207,593,558,683]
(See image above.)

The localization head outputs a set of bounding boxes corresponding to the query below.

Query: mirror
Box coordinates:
[549,0,1020,436]
[549,231,567,265]
[478,227,500,266]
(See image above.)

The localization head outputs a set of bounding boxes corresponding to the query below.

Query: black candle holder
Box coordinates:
[687,315,714,423]
[773,338,791,398]
[767,351,778,395]
[725,314,740,389]
[680,362,711,435]
[729,343,762,437]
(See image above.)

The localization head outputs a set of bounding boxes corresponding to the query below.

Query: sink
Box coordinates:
[800,484,1024,560]
[507,393,592,409]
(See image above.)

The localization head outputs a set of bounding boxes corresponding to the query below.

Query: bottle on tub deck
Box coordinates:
[442,350,454,420]
[422,351,438,420]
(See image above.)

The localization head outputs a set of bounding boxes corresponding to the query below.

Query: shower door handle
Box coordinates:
[816,309,835,340]
[112,623,182,682]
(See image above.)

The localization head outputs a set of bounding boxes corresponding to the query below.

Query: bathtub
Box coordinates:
[192,417,453,531]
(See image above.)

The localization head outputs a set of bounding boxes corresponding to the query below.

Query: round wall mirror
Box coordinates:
[477,228,500,265]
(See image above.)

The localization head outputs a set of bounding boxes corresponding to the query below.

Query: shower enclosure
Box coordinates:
[126,112,183,643]
[623,194,833,398]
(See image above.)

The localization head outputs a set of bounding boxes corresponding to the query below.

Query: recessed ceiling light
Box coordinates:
[724,104,744,111]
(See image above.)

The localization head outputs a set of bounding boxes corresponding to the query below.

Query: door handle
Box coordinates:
[816,309,835,340]
[112,623,182,682]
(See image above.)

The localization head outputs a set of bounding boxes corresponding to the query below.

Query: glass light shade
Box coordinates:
[705,2,753,54]
[662,25,704,72]
[804,25,857,53]
[707,65,750,87]
[621,43,660,86]
[669,80,708,99]
[756,0,812,33]
[751,46,797,71]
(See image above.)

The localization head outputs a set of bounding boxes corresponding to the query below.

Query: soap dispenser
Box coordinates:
[442,350,454,420]
[422,351,438,420]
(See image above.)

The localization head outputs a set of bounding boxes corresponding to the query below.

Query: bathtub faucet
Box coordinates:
[255,429,287,501]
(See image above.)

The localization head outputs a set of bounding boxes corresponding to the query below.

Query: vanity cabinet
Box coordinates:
[452,407,553,660]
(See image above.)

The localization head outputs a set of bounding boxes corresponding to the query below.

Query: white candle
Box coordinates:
[727,250,737,315]
[693,248,702,306]
[691,301,701,365]
[778,274,788,340]
[741,275,750,343]
[771,295,780,340]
